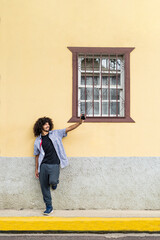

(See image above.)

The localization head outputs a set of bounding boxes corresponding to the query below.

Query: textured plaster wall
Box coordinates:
[1,156,160,210]
[1,0,160,158]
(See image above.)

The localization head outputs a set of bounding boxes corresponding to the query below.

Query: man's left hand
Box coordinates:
[79,113,86,124]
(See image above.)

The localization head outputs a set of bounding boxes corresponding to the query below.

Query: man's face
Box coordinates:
[42,122,50,132]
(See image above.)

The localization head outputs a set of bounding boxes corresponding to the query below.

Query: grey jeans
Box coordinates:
[39,163,60,207]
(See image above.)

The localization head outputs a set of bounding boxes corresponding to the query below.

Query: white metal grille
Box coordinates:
[78,54,125,117]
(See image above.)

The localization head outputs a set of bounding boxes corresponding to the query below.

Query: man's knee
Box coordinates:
[49,179,57,185]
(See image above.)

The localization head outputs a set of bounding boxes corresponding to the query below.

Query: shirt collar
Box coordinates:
[39,130,52,139]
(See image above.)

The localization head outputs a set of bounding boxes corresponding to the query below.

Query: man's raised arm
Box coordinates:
[66,114,86,133]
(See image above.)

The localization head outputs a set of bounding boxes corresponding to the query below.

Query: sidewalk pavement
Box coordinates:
[1,209,160,232]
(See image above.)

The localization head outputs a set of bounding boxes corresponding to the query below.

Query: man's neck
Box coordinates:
[41,131,49,136]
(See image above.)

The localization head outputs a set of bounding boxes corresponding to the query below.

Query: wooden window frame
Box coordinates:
[67,47,135,123]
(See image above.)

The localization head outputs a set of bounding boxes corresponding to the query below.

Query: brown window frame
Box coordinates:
[67,47,135,123]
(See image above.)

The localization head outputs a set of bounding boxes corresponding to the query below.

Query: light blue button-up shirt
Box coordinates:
[33,128,68,173]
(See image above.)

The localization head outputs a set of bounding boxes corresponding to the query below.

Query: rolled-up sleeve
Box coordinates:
[56,128,67,139]
[34,141,40,156]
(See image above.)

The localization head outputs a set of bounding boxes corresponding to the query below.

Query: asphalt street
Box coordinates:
[1,234,160,240]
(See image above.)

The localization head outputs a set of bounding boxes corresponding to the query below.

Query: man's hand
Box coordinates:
[35,169,39,179]
[79,113,86,124]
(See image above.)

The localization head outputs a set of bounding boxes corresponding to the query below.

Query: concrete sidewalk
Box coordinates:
[1,210,160,232]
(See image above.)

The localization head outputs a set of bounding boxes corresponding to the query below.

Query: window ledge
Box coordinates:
[67,116,135,123]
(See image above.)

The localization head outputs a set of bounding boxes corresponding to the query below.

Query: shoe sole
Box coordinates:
[43,210,53,215]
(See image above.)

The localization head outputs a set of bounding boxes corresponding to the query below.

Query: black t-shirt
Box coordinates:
[41,133,60,165]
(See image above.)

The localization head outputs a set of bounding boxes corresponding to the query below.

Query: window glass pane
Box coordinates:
[86,58,93,71]
[110,89,120,100]
[81,57,100,71]
[81,76,92,85]
[80,58,85,70]
[102,57,122,71]
[93,58,100,71]
[86,88,93,100]
[117,58,122,71]
[80,101,94,115]
[102,76,109,85]
[81,76,85,85]
[102,58,109,70]
[80,87,93,100]
[94,88,99,100]
[110,58,117,70]
[102,102,108,115]
[94,102,99,115]
[110,102,120,115]
[87,102,93,115]
[80,101,99,115]
[102,88,108,100]
[110,75,120,85]
[80,78,100,101]
[81,75,100,85]
[80,88,85,100]
[81,57,93,71]
[80,102,85,113]
[94,76,100,85]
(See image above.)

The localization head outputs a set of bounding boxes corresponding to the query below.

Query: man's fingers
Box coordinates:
[35,173,39,179]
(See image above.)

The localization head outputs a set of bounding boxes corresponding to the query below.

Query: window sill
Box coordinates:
[67,116,135,123]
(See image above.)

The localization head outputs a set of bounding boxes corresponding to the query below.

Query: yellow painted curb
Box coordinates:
[1,217,160,231]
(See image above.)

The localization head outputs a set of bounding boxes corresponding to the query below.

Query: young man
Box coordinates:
[33,114,85,215]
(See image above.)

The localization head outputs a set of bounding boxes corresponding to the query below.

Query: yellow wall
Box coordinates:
[0,0,160,157]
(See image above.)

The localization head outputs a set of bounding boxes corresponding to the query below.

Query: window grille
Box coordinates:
[78,54,125,117]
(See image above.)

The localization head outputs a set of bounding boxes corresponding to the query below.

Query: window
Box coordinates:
[67,47,135,123]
